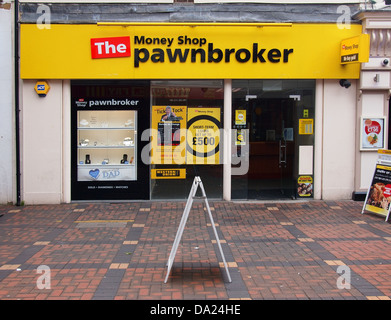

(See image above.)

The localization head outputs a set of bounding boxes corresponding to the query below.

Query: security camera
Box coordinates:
[339,79,351,89]
[382,58,390,66]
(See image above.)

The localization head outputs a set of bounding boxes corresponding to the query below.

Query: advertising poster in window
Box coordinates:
[297,176,313,198]
[364,164,391,219]
[298,119,314,135]
[151,106,187,164]
[187,107,221,165]
[235,110,246,125]
[360,117,385,150]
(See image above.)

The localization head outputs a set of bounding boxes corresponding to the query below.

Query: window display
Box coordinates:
[71,80,150,201]
[77,110,137,181]
[150,80,224,199]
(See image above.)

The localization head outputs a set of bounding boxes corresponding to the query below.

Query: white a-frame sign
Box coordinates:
[164,176,232,283]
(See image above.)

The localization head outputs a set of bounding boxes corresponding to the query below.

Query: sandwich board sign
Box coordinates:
[164,176,232,283]
[362,149,391,222]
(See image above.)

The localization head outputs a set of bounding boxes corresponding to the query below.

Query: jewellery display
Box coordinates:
[123,137,134,146]
[80,139,89,147]
[80,119,89,127]
[77,110,137,181]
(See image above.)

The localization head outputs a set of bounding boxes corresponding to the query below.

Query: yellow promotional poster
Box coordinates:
[187,108,221,165]
[235,110,246,125]
[21,23,365,79]
[151,106,187,164]
[235,129,246,146]
[340,34,370,64]
[299,119,314,135]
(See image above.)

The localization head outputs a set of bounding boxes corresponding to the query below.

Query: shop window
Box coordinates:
[71,80,150,201]
[151,80,224,199]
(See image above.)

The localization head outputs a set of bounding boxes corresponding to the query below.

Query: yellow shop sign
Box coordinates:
[340,34,370,64]
[21,23,364,79]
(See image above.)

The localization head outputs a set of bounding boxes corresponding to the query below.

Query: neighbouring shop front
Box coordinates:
[20,22,367,202]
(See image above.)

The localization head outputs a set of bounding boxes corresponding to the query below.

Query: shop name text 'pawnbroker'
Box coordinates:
[134,35,294,67]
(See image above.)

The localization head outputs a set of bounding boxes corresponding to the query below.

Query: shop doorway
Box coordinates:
[231,80,315,201]
[246,98,296,199]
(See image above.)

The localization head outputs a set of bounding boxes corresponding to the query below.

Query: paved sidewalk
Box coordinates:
[0,200,390,300]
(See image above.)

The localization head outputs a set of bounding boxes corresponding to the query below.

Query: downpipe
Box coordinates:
[14,0,21,206]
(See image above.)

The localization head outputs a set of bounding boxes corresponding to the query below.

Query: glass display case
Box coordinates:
[71,80,150,201]
[77,110,137,181]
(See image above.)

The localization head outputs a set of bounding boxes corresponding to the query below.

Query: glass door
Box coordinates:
[246,98,296,200]
[232,80,315,200]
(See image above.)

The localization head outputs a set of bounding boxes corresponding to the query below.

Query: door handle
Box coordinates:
[283,142,287,168]
[279,140,282,167]
[279,140,287,168]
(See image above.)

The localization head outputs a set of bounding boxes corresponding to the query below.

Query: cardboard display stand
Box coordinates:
[164,176,232,283]
[362,149,391,222]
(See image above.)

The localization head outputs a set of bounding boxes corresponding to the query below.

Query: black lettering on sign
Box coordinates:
[133,41,294,67]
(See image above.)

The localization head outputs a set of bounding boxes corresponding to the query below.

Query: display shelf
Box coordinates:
[77,110,137,181]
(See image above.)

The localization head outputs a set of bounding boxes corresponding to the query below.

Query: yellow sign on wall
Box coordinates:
[21,24,364,79]
[340,34,370,64]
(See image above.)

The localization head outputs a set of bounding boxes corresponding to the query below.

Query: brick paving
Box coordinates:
[0,200,390,301]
